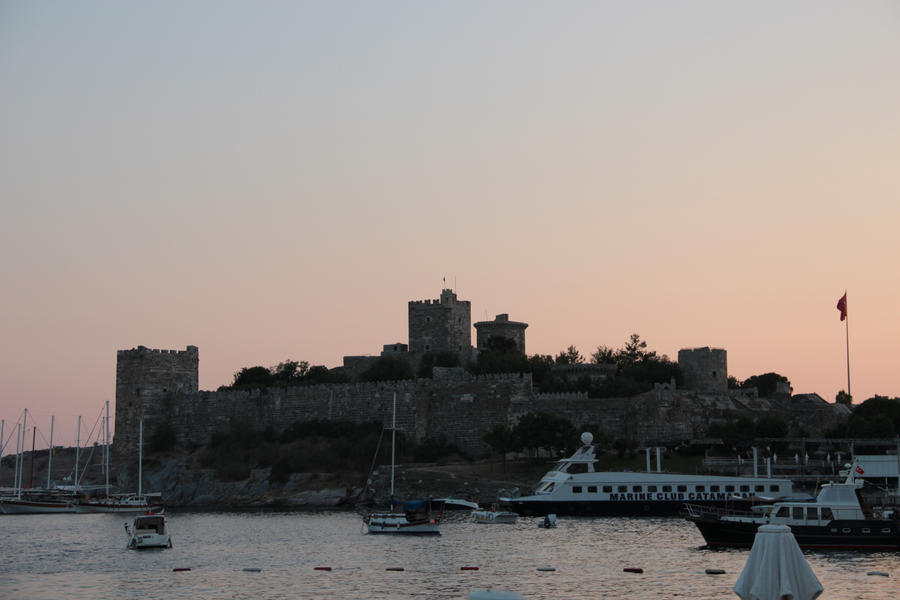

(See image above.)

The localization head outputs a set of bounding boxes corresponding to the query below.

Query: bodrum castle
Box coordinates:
[113,288,848,458]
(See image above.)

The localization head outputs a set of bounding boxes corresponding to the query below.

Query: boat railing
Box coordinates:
[682,503,755,519]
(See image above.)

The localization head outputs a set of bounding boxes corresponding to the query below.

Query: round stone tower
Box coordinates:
[677,347,727,392]
[474,313,528,354]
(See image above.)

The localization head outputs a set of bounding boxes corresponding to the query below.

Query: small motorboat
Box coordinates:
[125,512,172,549]
[472,506,518,524]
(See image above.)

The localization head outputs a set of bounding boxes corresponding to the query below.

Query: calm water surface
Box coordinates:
[1,511,897,599]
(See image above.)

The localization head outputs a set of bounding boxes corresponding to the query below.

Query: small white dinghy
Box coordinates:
[125,511,172,549]
[472,508,519,524]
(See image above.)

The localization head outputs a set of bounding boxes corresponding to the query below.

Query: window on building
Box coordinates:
[572,486,582,493]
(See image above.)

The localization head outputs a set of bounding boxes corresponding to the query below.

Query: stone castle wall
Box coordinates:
[115,346,849,458]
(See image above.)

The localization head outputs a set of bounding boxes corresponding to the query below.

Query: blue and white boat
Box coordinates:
[501,432,800,517]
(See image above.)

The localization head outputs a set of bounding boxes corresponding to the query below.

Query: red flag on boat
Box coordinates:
[855,465,864,475]
[837,293,847,321]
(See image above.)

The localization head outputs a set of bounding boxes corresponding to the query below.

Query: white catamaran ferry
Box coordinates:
[501,432,801,517]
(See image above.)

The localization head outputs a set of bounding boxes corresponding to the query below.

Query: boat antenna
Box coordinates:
[74,415,81,495]
[138,417,143,497]
[105,400,110,496]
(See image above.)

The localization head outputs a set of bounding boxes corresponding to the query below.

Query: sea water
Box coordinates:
[1,511,897,599]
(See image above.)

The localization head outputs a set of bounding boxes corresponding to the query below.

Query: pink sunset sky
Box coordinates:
[2,2,899,450]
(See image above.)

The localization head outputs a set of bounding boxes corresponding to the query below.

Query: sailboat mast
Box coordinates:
[15,423,21,498]
[0,420,4,490]
[47,416,54,489]
[105,400,110,495]
[390,392,396,500]
[138,418,143,497]
[28,426,36,489]
[75,416,81,494]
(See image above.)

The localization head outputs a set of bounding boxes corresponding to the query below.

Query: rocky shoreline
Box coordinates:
[111,457,545,511]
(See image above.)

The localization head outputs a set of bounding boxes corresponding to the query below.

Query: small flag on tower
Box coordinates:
[836,292,847,321]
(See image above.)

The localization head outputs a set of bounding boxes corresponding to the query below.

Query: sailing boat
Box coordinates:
[0,411,76,514]
[74,415,162,513]
[363,393,441,535]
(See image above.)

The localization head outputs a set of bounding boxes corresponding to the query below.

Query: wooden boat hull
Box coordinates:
[0,499,75,514]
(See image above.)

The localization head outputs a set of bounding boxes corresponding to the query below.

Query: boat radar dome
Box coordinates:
[580,432,593,446]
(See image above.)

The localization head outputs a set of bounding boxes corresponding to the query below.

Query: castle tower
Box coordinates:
[474,313,528,354]
[408,289,471,358]
[113,345,199,455]
[677,347,727,392]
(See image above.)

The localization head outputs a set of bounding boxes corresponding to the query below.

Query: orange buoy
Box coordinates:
[314,567,332,571]
[623,567,643,574]
[461,566,480,571]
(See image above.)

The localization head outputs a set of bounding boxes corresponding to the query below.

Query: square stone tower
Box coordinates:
[408,289,471,357]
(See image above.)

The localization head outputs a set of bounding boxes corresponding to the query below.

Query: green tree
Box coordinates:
[835,390,852,405]
[740,373,790,397]
[272,360,309,384]
[616,333,657,367]
[359,356,414,382]
[590,345,615,364]
[482,424,517,469]
[232,366,273,389]
[512,411,577,456]
[555,345,584,365]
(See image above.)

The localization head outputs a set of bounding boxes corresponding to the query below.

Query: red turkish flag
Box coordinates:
[855,465,864,475]
[837,293,847,321]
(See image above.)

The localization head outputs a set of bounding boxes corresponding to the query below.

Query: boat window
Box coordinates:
[725,485,735,492]
[567,463,590,474]
[769,485,780,492]
[776,507,790,518]
[862,528,871,534]
[617,486,627,493]
[755,485,764,492]
[882,528,892,534]
[603,486,612,493]
[793,507,804,520]
[677,485,687,492]
[821,507,833,520]
[648,485,657,492]
[633,486,642,493]
[696,485,705,492]
[540,482,555,493]
[573,486,582,494]
[739,485,750,492]
[807,507,818,520]
[587,486,597,493]
[662,485,672,493]
[842,528,851,534]
[710,485,720,492]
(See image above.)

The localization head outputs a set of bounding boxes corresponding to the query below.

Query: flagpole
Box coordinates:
[844,294,851,400]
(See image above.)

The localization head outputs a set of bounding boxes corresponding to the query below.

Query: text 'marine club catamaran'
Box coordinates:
[501,432,799,517]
